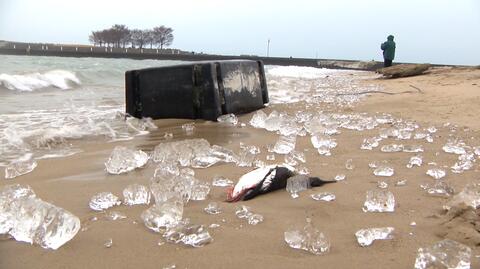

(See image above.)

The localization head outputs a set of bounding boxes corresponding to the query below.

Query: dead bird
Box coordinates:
[226,165,335,202]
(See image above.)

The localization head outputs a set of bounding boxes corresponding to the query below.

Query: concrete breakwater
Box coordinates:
[0,42,384,71]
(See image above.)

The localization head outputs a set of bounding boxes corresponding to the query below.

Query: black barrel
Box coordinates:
[125,60,269,121]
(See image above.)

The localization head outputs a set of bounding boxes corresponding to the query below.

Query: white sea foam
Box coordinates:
[0,70,81,91]
[267,66,351,79]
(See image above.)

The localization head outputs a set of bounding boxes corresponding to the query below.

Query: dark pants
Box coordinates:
[384,59,393,67]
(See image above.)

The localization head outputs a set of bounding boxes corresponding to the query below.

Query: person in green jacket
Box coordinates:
[381,35,396,67]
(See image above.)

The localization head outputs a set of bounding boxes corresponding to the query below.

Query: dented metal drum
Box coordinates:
[125,60,269,121]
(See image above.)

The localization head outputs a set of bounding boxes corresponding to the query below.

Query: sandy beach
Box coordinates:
[1,66,480,269]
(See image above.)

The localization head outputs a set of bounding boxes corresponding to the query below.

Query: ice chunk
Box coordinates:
[105,146,148,174]
[311,134,337,150]
[104,238,113,248]
[204,202,222,215]
[235,205,251,219]
[355,227,394,247]
[381,144,403,153]
[4,153,38,179]
[377,181,389,189]
[362,190,395,212]
[217,113,238,125]
[421,181,455,197]
[395,179,407,186]
[163,219,213,247]
[123,184,150,205]
[212,176,234,187]
[360,136,382,150]
[141,197,183,232]
[335,174,346,181]
[190,182,210,201]
[403,145,424,153]
[444,181,480,210]
[414,239,471,269]
[89,192,121,211]
[426,168,446,180]
[247,214,264,225]
[284,218,330,255]
[407,155,423,168]
[273,135,296,154]
[373,166,394,177]
[249,110,267,128]
[311,192,335,201]
[286,175,311,198]
[104,211,127,221]
[345,159,355,170]
[443,139,467,155]
[264,111,282,132]
[182,123,195,135]
[0,184,80,250]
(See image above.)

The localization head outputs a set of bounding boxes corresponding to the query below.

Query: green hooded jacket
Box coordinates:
[381,35,396,60]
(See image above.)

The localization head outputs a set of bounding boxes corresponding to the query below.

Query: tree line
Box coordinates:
[88,24,174,49]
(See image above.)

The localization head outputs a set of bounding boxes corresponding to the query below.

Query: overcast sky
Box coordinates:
[1,0,479,65]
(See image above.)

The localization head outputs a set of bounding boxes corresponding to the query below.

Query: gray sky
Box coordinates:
[1,0,479,65]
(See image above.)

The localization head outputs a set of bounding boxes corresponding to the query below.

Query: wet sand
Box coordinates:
[1,67,480,269]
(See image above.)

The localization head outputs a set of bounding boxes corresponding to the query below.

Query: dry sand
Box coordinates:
[1,67,480,269]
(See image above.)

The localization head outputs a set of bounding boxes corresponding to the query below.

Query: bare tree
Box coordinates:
[153,26,174,49]
[89,31,103,46]
[130,29,150,49]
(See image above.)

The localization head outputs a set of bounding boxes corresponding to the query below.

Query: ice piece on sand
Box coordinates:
[407,155,423,168]
[373,166,394,177]
[355,227,394,247]
[212,176,234,187]
[217,113,238,125]
[284,218,330,255]
[105,146,148,174]
[190,182,210,201]
[426,167,446,180]
[273,135,296,154]
[249,110,267,128]
[0,184,80,250]
[362,190,395,212]
[204,202,222,215]
[89,192,121,211]
[444,181,480,210]
[414,239,471,269]
[421,181,455,197]
[311,192,335,201]
[163,219,213,247]
[123,184,150,205]
[4,153,38,179]
[141,197,184,232]
[286,175,311,198]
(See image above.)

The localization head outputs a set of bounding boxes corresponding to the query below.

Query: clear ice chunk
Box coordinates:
[360,136,381,150]
[426,168,446,180]
[217,113,238,125]
[273,135,296,154]
[212,176,234,187]
[0,184,81,250]
[335,174,346,181]
[421,181,455,197]
[286,175,311,198]
[104,211,127,221]
[4,153,38,179]
[123,184,150,205]
[407,155,423,168]
[414,239,471,269]
[141,197,184,232]
[105,146,148,174]
[249,110,267,129]
[377,181,389,189]
[204,202,222,215]
[355,227,394,247]
[403,145,424,153]
[373,166,394,177]
[442,139,467,155]
[163,220,213,247]
[311,134,337,150]
[311,192,335,201]
[284,218,330,255]
[395,179,407,186]
[345,159,355,170]
[182,123,195,135]
[235,205,251,219]
[362,190,395,212]
[247,214,264,225]
[444,181,480,210]
[89,192,121,211]
[190,182,210,201]
[381,144,403,153]
[104,238,113,248]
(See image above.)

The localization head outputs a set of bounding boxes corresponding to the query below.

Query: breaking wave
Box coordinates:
[0,70,81,92]
[267,66,352,79]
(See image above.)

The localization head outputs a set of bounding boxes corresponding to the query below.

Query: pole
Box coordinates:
[267,39,270,57]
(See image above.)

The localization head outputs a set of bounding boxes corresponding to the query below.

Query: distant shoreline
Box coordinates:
[0,41,458,70]
[0,41,386,71]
